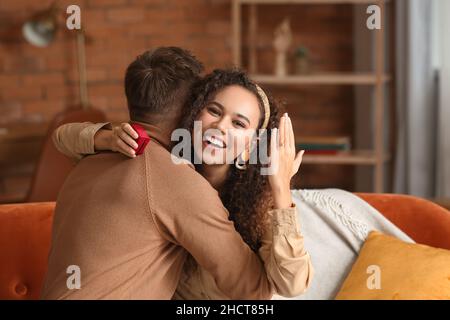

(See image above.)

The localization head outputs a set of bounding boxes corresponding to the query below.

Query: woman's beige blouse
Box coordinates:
[52,122,314,299]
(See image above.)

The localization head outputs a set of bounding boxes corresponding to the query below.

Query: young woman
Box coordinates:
[53,69,313,299]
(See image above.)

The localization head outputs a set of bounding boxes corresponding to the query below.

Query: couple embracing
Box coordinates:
[41,47,313,300]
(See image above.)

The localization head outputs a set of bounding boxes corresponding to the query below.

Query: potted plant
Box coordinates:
[294,46,310,74]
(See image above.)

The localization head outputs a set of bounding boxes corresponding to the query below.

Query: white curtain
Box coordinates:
[435,0,450,197]
[393,0,441,198]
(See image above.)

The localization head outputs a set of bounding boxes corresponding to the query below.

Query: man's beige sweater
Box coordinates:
[41,122,274,299]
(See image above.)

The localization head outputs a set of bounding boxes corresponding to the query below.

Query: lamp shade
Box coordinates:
[22,6,58,47]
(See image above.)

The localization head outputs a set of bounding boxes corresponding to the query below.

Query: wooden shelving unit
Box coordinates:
[251,73,391,85]
[232,0,391,192]
[239,0,382,3]
[302,150,391,165]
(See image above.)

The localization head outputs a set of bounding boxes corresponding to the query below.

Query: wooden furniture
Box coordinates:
[0,109,106,204]
[26,108,106,202]
[232,0,391,192]
[0,124,48,204]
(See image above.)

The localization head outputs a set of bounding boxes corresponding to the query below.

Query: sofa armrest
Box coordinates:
[0,202,55,299]
[355,193,450,250]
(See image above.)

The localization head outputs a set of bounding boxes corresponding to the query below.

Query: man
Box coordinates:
[41,47,272,299]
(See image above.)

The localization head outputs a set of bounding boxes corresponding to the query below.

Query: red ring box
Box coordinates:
[130,123,150,155]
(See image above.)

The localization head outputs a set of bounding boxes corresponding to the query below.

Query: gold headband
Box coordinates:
[255,84,270,130]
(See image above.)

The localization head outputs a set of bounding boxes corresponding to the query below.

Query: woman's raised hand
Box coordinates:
[109,123,139,158]
[268,113,305,209]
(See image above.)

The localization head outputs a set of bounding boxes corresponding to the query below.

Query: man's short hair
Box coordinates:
[124,47,203,122]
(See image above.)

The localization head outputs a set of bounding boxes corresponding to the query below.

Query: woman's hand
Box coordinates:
[94,123,139,158]
[268,113,305,209]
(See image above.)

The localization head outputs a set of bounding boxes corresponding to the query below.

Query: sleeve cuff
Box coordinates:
[80,122,112,154]
[268,205,299,236]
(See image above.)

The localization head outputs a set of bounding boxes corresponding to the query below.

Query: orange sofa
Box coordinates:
[0,193,449,300]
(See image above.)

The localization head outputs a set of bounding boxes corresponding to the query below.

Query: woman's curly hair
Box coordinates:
[180,68,282,252]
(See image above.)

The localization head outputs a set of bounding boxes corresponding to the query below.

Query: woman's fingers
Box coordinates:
[270,127,278,160]
[269,128,279,175]
[116,138,136,158]
[118,130,138,149]
[280,113,295,157]
[287,115,295,153]
[291,150,305,177]
[122,123,139,139]
[112,123,139,151]
[279,113,287,147]
[119,123,139,148]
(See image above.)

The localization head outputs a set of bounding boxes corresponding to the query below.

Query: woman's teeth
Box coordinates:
[205,136,225,148]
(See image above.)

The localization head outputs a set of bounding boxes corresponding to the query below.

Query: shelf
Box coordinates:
[302,150,390,165]
[239,0,388,4]
[250,73,391,86]
[233,0,391,192]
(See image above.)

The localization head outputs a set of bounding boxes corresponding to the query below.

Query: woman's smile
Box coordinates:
[203,135,227,149]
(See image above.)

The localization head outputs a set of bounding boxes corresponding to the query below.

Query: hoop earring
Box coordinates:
[235,152,248,170]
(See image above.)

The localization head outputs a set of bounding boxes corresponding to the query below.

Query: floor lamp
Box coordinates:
[22,3,90,109]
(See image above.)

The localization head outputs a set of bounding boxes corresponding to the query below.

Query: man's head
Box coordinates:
[124,47,203,129]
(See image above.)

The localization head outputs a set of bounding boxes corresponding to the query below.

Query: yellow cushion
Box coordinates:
[335,231,450,300]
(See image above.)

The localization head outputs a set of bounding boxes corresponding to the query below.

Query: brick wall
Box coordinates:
[0,0,355,200]
[0,0,234,124]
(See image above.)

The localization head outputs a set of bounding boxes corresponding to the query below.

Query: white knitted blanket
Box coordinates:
[272,188,414,300]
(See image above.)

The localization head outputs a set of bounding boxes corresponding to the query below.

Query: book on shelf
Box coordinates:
[295,136,351,155]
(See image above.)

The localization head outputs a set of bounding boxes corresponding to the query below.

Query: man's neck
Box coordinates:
[131,120,173,151]
[131,111,182,150]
